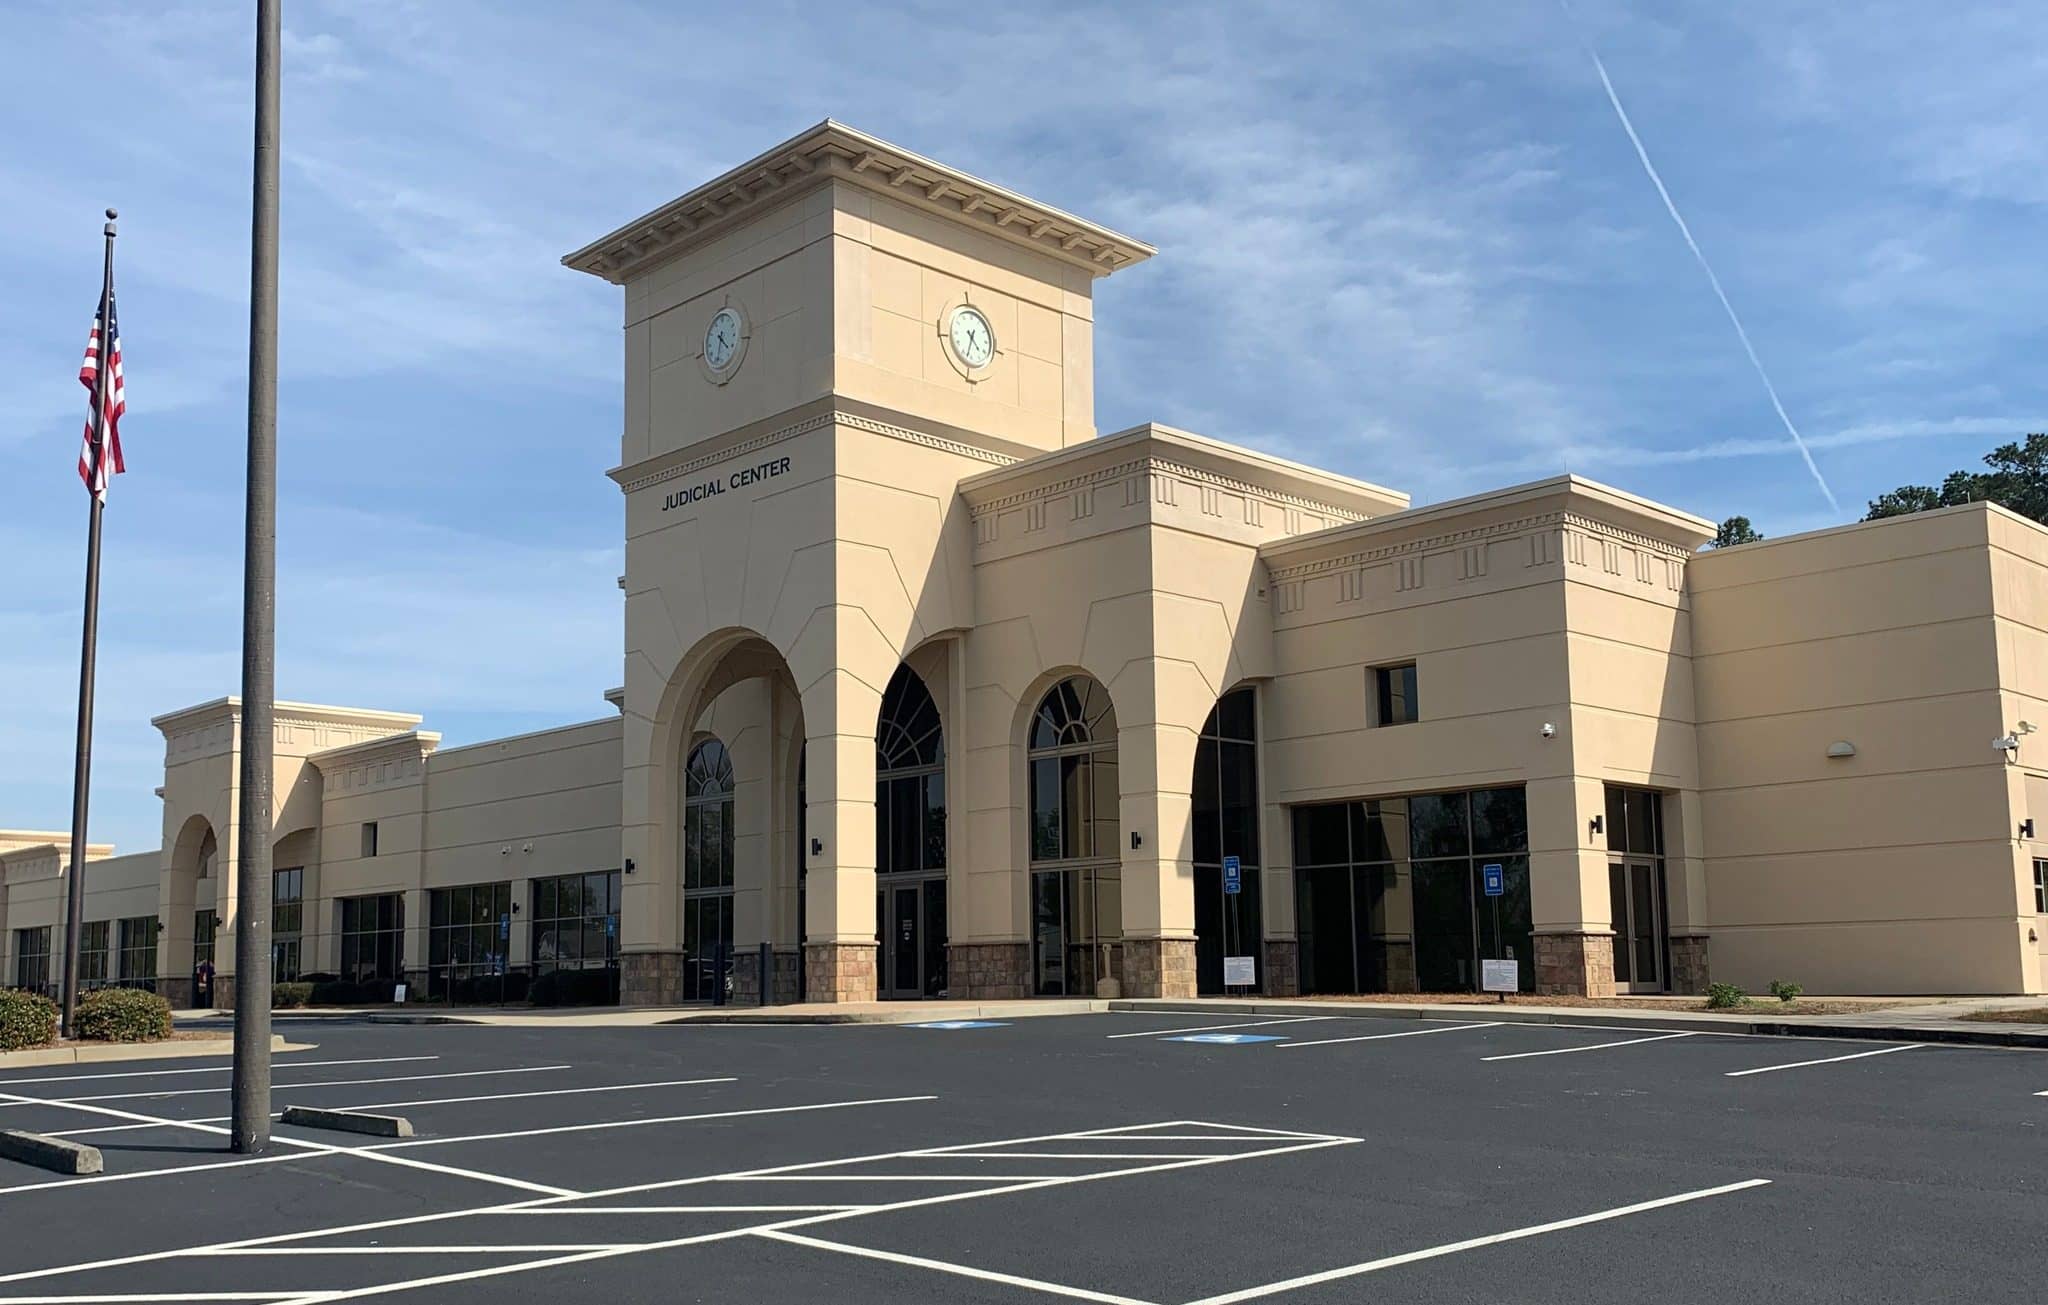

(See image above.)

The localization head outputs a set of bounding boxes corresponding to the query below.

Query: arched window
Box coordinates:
[876,665,945,876]
[1027,676,1121,995]
[875,665,948,998]
[683,737,735,1001]
[1193,687,1261,994]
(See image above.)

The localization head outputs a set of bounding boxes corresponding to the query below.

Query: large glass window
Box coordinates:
[272,866,303,983]
[683,738,735,1001]
[340,894,405,984]
[1292,787,1532,994]
[430,881,512,1001]
[117,916,159,990]
[530,871,618,973]
[1193,687,1262,995]
[875,665,948,999]
[2035,858,2048,915]
[79,919,110,990]
[14,927,51,994]
[1028,677,1121,996]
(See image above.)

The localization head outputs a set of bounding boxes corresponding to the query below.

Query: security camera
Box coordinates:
[2020,721,2039,735]
[1540,722,1556,739]
[1994,734,2020,754]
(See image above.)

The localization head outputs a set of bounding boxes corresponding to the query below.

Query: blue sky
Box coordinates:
[4,1,2045,853]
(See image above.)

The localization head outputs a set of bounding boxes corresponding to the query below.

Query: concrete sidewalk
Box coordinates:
[1108,996,2048,1048]
[169,994,2048,1046]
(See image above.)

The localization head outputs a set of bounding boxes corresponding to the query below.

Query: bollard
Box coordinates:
[758,941,773,1007]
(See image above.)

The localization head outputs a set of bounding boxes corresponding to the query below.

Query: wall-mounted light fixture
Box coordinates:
[1826,740,1857,759]
[510,902,522,915]
[1589,814,1603,837]
[2022,819,2036,840]
[810,838,823,857]
[1130,831,1143,851]
[623,858,635,875]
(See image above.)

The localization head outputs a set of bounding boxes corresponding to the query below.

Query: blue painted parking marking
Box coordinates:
[1167,1032,1287,1045]
[907,1020,1010,1030]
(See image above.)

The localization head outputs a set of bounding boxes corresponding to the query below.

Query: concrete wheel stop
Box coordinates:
[0,1129,103,1175]
[280,1106,414,1138]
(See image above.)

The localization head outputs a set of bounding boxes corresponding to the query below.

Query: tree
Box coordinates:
[1709,515,1764,548]
[1865,433,2048,524]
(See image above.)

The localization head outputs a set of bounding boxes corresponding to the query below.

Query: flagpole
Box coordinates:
[59,208,118,1041]
[230,0,280,1156]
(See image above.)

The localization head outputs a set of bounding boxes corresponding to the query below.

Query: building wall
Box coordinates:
[1690,503,2040,994]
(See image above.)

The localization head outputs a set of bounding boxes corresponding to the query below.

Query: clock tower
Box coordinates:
[565,123,1154,1002]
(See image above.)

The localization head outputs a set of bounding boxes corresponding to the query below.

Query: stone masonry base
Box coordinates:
[1669,934,1711,995]
[730,948,804,1005]
[1263,939,1301,997]
[950,942,1029,999]
[1534,930,1617,997]
[804,941,878,1003]
[621,950,683,1006]
[1122,938,1197,998]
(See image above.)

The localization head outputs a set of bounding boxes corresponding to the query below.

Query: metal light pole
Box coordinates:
[230,0,280,1155]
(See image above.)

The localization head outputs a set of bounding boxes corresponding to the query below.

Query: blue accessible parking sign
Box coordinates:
[1482,862,1505,897]
[1223,855,1241,895]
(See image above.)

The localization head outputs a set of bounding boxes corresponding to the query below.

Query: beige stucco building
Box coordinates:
[8,123,2048,1007]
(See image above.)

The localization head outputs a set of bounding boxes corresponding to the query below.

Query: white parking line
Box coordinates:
[1181,1178,1773,1304]
[0,1088,575,1199]
[504,1205,872,1214]
[0,1064,573,1107]
[0,1056,436,1087]
[46,1075,742,1139]
[1480,1032,1695,1062]
[1725,1044,1924,1077]
[761,1228,1153,1305]
[1104,1017,1334,1040]
[367,1095,938,1149]
[0,1119,1351,1297]
[1280,1021,1503,1049]
[214,1245,638,1255]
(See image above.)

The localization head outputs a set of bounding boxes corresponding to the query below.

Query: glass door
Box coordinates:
[1032,870,1068,995]
[885,884,921,999]
[1609,860,1665,992]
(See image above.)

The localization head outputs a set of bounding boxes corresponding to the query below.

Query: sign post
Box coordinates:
[1481,863,1510,1002]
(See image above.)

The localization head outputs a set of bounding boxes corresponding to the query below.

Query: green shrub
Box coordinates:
[73,988,173,1042]
[0,989,59,1051]
[1704,982,1747,1010]
[273,982,313,1009]
[1768,979,1803,1004]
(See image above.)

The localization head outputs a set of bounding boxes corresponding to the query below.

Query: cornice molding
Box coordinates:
[967,451,1367,525]
[614,409,1017,495]
[1264,509,1693,582]
[564,121,1155,286]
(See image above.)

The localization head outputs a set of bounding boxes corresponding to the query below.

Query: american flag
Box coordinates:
[78,292,126,500]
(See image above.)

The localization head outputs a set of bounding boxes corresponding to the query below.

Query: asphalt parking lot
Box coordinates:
[1,1010,2044,1303]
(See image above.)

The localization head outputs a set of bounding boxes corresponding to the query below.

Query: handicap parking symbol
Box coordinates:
[1167,1032,1286,1044]
[907,1020,1010,1030]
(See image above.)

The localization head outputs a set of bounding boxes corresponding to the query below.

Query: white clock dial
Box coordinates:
[949,305,995,369]
[704,308,741,371]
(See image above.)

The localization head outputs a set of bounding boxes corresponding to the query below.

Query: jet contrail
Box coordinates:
[1575,30,1841,514]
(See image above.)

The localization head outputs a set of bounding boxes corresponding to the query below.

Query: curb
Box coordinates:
[660,1002,1110,1026]
[1,1033,313,1070]
[0,1129,102,1175]
[1106,999,2048,1048]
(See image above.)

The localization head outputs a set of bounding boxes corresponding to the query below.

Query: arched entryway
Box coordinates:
[1026,675,1121,995]
[875,664,946,998]
[1192,686,1262,994]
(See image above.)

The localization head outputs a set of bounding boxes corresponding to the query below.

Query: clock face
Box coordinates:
[704,308,741,371]
[948,305,995,369]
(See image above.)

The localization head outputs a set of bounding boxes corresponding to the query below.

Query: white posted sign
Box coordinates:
[1481,959,1519,994]
[1223,955,1257,987]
